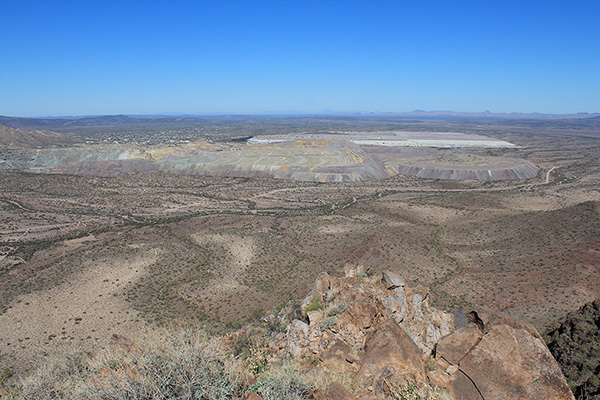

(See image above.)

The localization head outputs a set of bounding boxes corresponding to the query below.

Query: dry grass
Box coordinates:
[1,324,453,400]
[6,329,239,400]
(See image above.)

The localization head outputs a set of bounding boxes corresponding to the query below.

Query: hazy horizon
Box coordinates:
[4,109,600,120]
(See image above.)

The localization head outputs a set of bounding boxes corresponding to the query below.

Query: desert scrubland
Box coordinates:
[0,115,598,383]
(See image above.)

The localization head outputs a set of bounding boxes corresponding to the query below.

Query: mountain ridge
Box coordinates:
[0,124,74,148]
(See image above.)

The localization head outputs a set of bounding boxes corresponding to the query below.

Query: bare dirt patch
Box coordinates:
[0,249,158,375]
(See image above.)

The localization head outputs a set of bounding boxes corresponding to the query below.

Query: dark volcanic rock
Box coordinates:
[546,298,600,399]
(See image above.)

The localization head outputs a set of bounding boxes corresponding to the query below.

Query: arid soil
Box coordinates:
[0,248,157,373]
[0,120,599,379]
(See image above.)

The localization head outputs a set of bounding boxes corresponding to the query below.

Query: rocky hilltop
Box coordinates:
[228,268,574,399]
[2,269,575,399]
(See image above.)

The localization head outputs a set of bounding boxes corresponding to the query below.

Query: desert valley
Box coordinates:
[0,114,599,398]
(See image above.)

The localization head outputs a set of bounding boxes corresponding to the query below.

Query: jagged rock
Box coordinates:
[307,310,325,326]
[349,294,379,329]
[424,323,441,349]
[411,292,425,320]
[432,309,453,337]
[287,319,310,357]
[321,340,361,373]
[431,311,575,400]
[313,382,356,400]
[459,320,575,400]
[436,323,482,365]
[315,272,337,294]
[382,271,404,289]
[271,271,573,400]
[358,319,426,387]
[392,288,409,323]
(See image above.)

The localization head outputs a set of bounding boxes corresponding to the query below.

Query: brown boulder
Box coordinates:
[358,318,426,387]
[428,365,483,400]
[320,340,361,373]
[458,315,575,400]
[313,382,355,400]
[349,294,379,330]
[451,370,484,400]
[435,323,482,365]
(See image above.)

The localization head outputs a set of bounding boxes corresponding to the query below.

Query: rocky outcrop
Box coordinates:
[545,298,600,399]
[278,270,575,399]
[287,319,310,357]
[432,311,574,400]
[358,319,426,388]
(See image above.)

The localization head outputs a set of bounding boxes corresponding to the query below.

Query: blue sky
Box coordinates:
[1,0,599,116]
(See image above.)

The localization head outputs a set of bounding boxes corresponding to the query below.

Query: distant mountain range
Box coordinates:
[1,112,599,134]
[0,115,207,132]
[372,110,600,120]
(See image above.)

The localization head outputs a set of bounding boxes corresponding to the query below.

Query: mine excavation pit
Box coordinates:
[5,131,539,182]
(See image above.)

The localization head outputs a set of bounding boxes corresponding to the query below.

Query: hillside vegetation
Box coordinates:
[0,125,74,148]
[546,298,600,399]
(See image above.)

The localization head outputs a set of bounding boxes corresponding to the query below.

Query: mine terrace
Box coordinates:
[4,130,537,183]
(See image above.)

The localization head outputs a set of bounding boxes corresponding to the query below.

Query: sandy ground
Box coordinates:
[0,248,159,375]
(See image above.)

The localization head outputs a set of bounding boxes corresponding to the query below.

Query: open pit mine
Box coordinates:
[2,132,539,182]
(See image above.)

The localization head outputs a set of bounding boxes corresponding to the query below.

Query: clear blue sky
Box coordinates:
[1,0,599,116]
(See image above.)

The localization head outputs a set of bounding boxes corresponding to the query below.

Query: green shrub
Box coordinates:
[326,303,346,317]
[305,294,322,314]
[320,316,337,331]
